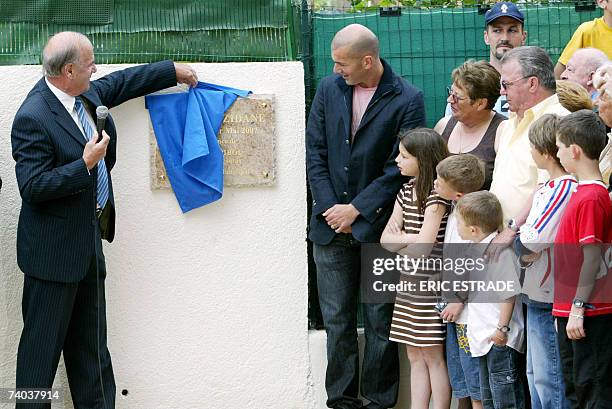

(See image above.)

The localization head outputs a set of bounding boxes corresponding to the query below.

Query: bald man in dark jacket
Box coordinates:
[306,24,425,409]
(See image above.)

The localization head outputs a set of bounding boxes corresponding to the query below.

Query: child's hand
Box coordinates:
[489,329,508,347]
[485,228,515,262]
[440,303,464,322]
[388,220,402,235]
[566,307,586,340]
[521,252,541,264]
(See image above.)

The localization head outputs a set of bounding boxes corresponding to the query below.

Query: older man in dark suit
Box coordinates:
[306,24,425,409]
[11,31,197,408]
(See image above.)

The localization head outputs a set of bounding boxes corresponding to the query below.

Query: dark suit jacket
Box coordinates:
[306,59,425,245]
[11,60,177,283]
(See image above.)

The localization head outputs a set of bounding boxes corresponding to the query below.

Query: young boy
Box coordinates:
[434,154,486,409]
[553,109,612,408]
[455,191,525,409]
[514,114,575,409]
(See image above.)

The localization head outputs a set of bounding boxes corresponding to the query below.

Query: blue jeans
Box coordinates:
[446,323,481,401]
[524,298,570,409]
[479,344,525,409]
[314,237,399,409]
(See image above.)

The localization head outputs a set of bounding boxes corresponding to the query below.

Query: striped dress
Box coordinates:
[388,180,450,347]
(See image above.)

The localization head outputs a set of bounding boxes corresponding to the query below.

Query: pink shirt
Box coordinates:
[351,85,377,139]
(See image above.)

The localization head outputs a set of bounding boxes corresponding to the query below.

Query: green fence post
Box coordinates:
[286,0,298,60]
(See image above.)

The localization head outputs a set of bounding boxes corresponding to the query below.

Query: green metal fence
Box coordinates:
[0,0,300,64]
[310,3,603,127]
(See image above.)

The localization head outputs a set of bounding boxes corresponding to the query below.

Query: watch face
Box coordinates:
[508,219,518,232]
[573,299,584,307]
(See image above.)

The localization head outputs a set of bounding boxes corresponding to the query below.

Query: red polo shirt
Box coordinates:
[553,181,612,317]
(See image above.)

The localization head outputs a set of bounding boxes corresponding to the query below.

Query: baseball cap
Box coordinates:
[485,2,525,25]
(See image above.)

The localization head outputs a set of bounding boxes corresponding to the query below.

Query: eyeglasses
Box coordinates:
[500,75,531,90]
[446,86,469,102]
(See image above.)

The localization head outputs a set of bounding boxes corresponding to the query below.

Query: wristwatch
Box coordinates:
[507,218,519,232]
[572,298,595,309]
[497,325,511,333]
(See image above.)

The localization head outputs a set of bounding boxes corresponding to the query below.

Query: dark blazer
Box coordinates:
[11,61,177,283]
[307,59,425,245]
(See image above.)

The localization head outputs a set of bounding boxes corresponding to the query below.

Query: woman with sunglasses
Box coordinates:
[434,60,506,190]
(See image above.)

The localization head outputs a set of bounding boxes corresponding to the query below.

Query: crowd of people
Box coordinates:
[306,2,612,409]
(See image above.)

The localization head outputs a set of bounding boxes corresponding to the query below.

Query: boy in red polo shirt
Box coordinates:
[553,109,612,409]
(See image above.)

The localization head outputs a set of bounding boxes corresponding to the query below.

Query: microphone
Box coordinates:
[95,106,109,143]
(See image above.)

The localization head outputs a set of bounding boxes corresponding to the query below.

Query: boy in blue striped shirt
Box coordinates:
[514,113,575,409]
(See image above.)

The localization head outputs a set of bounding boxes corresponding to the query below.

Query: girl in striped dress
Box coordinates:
[381,128,452,409]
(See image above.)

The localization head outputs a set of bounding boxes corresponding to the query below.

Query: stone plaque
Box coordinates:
[150,94,276,189]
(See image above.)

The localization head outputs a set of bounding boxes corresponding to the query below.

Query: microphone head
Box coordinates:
[96,105,109,119]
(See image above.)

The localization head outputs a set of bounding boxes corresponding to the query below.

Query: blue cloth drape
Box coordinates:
[146,82,250,212]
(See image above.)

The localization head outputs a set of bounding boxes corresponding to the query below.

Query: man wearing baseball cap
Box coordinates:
[444,1,526,117]
[484,1,527,71]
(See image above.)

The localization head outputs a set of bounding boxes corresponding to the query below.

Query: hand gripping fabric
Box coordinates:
[145,82,250,212]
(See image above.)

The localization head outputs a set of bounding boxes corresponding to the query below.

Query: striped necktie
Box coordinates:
[74,98,109,209]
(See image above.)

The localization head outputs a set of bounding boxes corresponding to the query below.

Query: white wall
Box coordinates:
[0,62,312,409]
